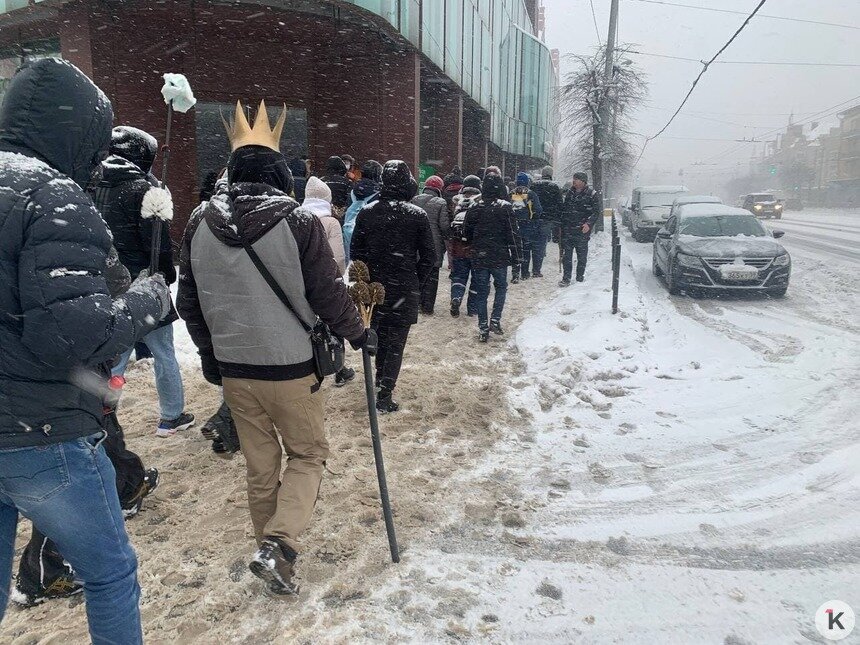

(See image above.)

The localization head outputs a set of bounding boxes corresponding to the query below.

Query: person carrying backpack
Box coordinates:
[343,160,382,264]
[447,174,482,318]
[509,172,543,282]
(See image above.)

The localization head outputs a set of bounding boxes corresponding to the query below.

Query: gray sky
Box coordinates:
[542,0,860,191]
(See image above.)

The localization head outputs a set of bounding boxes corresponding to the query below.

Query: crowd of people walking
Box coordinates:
[0,59,601,643]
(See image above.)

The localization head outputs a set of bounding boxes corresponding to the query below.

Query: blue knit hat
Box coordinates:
[516,172,530,187]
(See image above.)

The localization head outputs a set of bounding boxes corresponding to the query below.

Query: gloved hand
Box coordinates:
[128,270,171,320]
[200,350,222,386]
[349,328,378,356]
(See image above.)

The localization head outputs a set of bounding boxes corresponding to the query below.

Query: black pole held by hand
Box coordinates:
[149,99,173,275]
[361,347,400,563]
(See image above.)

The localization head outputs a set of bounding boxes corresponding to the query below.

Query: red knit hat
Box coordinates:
[425,175,444,190]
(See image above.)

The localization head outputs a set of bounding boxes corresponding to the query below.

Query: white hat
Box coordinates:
[304,176,332,203]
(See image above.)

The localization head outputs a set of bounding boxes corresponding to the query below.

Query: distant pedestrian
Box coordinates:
[559,171,600,286]
[442,165,464,214]
[341,153,360,183]
[289,156,309,202]
[322,155,353,217]
[448,174,482,317]
[510,172,543,281]
[411,174,450,314]
[530,165,564,277]
[351,160,435,412]
[343,160,382,264]
[464,173,521,342]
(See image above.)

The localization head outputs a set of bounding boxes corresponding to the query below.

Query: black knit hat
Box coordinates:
[573,171,588,183]
[228,145,293,194]
[462,174,481,190]
[111,126,158,174]
[361,159,383,183]
[380,160,416,200]
[481,173,507,201]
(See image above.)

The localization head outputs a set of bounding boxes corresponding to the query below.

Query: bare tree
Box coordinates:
[559,44,648,190]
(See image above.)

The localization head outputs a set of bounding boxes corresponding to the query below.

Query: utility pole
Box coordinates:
[594,0,619,233]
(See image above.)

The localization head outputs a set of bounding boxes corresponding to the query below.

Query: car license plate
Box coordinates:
[724,269,757,281]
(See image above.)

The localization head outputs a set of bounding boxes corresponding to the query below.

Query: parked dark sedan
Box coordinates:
[652,204,791,297]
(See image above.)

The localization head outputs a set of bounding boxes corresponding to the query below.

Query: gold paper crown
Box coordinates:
[222,100,286,152]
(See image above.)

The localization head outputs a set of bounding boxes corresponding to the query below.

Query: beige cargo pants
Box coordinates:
[223,374,328,553]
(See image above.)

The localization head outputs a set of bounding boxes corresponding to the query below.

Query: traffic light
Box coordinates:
[769,165,777,175]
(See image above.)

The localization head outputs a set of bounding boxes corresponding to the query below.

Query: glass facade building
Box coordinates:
[348,0,556,160]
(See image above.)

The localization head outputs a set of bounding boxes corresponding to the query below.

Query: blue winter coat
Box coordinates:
[0,58,162,448]
[343,180,380,264]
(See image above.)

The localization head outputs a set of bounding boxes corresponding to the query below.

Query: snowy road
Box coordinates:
[768,210,860,264]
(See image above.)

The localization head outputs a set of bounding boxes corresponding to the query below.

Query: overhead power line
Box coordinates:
[628,0,860,31]
[630,50,860,68]
[589,0,603,45]
[634,0,769,167]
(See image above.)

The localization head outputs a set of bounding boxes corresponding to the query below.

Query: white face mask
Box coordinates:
[344,162,352,171]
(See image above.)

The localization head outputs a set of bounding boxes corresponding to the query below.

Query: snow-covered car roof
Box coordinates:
[635,185,688,194]
[677,204,754,218]
[673,194,721,206]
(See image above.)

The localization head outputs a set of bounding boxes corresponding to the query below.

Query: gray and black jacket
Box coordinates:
[177,182,365,381]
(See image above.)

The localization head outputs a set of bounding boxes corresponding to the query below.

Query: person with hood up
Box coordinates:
[351,160,435,413]
[0,57,170,645]
[411,175,450,315]
[463,173,521,342]
[559,171,600,286]
[510,172,544,282]
[447,174,482,317]
[442,165,464,214]
[303,177,357,387]
[178,101,374,596]
[529,165,564,277]
[288,157,309,202]
[341,153,360,183]
[91,126,194,438]
[321,154,353,217]
[343,159,382,264]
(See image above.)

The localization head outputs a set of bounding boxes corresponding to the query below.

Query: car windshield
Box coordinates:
[679,215,767,237]
[751,194,775,202]
[641,192,683,208]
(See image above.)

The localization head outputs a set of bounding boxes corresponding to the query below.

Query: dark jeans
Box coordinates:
[420,266,441,313]
[16,411,145,597]
[0,433,143,644]
[517,220,543,277]
[533,221,553,274]
[562,234,590,282]
[371,323,411,392]
[450,257,477,314]
[472,267,509,330]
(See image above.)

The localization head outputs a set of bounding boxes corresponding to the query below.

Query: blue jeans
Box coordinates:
[472,267,508,330]
[450,257,478,315]
[0,434,142,644]
[113,322,184,420]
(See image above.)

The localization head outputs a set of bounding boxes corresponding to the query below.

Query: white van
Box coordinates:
[629,185,689,242]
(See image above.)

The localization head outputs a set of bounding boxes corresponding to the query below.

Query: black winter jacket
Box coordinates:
[288,157,308,202]
[351,198,436,327]
[463,198,522,270]
[322,156,353,209]
[91,155,176,283]
[561,186,600,240]
[0,58,162,448]
[531,178,564,224]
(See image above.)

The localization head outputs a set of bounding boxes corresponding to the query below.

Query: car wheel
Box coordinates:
[667,259,681,295]
[769,287,788,298]
[652,249,663,276]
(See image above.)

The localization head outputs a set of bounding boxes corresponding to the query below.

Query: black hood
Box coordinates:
[100,153,148,185]
[0,57,113,187]
[203,181,298,248]
[481,173,507,201]
[354,177,380,200]
[288,156,307,178]
[228,145,293,195]
[325,155,348,176]
[110,126,157,174]
[361,159,383,183]
[380,160,417,201]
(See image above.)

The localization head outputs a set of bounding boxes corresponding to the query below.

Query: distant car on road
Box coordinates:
[629,185,689,242]
[739,192,783,219]
[669,194,721,219]
[652,203,791,297]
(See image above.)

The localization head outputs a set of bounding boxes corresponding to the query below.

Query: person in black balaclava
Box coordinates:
[350,160,436,412]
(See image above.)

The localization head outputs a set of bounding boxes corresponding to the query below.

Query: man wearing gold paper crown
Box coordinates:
[177,101,375,595]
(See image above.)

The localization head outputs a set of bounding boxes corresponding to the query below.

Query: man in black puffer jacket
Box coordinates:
[530,165,564,277]
[321,155,353,215]
[91,126,193,437]
[0,57,169,644]
[559,171,600,286]
[288,156,308,202]
[351,160,436,413]
[464,173,521,342]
